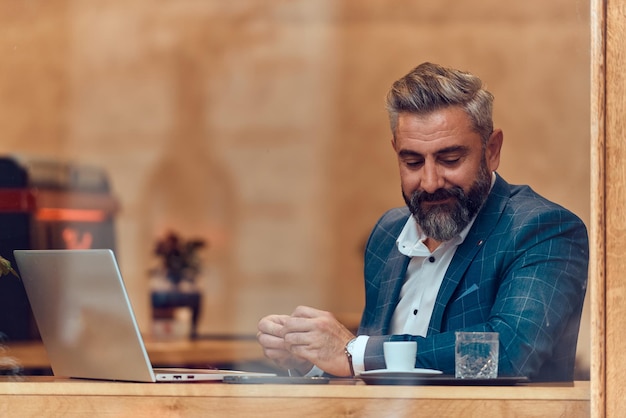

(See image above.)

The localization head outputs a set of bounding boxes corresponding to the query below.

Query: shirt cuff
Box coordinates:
[351,335,369,375]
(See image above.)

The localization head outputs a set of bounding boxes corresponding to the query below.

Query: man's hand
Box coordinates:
[257,314,313,374]
[281,306,355,377]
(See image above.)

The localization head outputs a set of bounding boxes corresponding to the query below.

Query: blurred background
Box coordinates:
[0,0,590,375]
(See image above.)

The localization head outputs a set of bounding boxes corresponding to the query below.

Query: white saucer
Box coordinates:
[359,368,443,377]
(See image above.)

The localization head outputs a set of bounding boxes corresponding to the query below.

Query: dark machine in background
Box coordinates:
[0,155,118,341]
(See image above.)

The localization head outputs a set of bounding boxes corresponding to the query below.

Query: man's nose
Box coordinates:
[421,162,444,193]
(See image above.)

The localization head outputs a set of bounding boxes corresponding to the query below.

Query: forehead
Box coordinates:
[395,107,481,151]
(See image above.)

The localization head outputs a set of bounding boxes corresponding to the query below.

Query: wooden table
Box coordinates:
[0,377,589,417]
[4,338,270,371]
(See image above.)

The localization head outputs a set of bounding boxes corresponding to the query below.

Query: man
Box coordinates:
[257,62,589,381]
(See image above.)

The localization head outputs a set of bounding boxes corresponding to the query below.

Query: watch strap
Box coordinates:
[344,338,356,377]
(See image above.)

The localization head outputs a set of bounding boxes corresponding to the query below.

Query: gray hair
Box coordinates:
[386,62,494,144]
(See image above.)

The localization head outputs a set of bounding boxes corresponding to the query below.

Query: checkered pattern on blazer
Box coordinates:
[359,173,589,381]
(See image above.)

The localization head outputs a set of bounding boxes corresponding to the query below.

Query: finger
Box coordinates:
[285,311,344,336]
[281,316,319,336]
[259,314,290,328]
[290,305,327,319]
[270,314,290,325]
[258,314,290,336]
[283,330,311,348]
[258,332,288,350]
[258,333,293,363]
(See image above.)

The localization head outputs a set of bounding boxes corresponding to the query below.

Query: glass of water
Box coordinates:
[455,331,499,379]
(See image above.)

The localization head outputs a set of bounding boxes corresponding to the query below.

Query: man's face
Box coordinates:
[392,107,503,243]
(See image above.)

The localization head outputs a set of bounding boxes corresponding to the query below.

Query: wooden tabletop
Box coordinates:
[0,377,590,418]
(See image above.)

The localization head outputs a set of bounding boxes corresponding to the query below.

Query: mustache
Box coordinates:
[413,187,465,204]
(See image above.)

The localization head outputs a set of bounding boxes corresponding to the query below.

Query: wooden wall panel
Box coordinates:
[593,0,626,416]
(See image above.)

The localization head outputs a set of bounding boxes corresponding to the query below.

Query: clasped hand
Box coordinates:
[256,305,355,377]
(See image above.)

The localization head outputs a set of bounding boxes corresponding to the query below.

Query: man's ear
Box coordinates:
[486,129,503,171]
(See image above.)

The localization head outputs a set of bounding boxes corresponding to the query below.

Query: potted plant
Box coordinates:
[151,231,207,289]
[150,232,207,339]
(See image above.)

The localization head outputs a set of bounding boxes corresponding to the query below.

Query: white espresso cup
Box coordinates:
[383,341,417,371]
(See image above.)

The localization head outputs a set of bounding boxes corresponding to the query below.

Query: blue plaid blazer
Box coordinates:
[359,174,589,381]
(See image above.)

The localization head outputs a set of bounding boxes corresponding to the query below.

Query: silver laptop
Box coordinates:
[14,249,275,382]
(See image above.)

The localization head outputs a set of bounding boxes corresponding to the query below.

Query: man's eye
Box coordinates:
[405,160,423,168]
[441,158,461,165]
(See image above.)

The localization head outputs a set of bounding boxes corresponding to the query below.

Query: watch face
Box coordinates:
[346,338,357,354]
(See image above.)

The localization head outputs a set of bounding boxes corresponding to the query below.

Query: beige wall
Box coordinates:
[0,0,590,371]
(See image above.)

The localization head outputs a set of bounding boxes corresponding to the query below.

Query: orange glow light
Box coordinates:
[35,208,108,223]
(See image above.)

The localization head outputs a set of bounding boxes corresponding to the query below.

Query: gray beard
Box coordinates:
[404,163,491,242]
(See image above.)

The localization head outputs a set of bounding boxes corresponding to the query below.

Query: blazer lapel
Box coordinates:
[372,247,410,335]
[427,174,510,334]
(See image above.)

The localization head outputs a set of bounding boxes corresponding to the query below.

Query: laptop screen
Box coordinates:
[14,249,156,382]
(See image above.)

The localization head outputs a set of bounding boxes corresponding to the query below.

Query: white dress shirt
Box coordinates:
[389,216,472,336]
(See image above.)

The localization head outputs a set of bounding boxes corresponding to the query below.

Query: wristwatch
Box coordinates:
[344,337,357,377]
